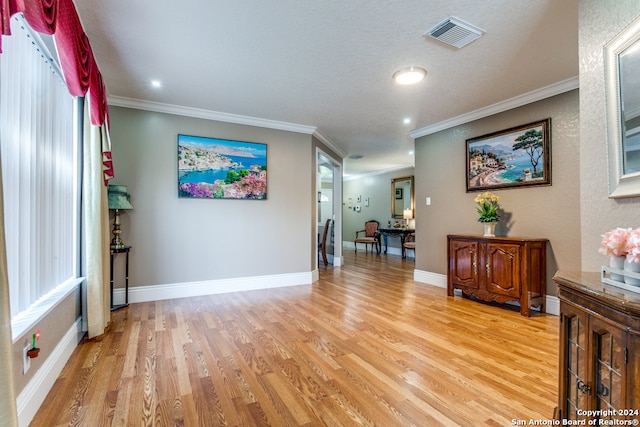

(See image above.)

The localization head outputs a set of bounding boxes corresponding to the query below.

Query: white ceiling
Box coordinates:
[74,0,578,176]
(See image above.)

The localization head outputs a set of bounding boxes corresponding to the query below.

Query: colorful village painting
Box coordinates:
[178,134,267,199]
[466,119,551,191]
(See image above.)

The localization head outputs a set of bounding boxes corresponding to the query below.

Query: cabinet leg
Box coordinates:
[520,306,531,317]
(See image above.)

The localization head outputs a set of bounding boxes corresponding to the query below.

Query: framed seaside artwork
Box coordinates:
[178,134,267,199]
[466,118,551,192]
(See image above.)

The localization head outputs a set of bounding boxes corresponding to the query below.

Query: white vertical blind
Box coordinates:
[0,15,78,318]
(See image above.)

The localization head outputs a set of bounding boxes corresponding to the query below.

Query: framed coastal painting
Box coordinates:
[466,118,551,192]
[178,134,267,199]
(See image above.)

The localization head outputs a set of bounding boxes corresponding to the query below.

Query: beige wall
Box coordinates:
[414,90,581,295]
[109,106,315,288]
[13,0,640,415]
[11,290,80,395]
[579,0,640,271]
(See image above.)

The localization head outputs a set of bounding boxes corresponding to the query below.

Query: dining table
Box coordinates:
[377,227,415,258]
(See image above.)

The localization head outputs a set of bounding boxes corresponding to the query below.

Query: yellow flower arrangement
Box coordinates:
[474,191,500,223]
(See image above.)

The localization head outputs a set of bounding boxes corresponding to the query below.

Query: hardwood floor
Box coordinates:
[31,251,559,426]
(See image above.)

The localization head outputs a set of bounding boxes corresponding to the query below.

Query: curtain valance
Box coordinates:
[0,0,108,127]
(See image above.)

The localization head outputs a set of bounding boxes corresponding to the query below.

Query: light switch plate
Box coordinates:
[23,343,30,374]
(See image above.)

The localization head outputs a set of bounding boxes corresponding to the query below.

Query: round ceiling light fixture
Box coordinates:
[392,67,427,85]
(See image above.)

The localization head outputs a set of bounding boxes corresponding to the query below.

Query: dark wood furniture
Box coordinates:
[378,228,415,258]
[447,235,547,316]
[553,271,640,422]
[318,218,331,266]
[110,246,131,311]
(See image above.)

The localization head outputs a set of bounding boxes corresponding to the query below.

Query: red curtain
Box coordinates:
[1,0,57,50]
[1,0,113,182]
[0,0,108,127]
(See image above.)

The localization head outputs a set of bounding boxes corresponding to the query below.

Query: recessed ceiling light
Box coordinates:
[403,118,411,124]
[392,67,427,85]
[151,80,162,88]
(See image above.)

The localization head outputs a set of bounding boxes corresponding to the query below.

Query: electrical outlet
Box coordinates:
[23,343,31,374]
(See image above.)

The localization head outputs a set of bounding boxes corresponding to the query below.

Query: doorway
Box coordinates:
[316,149,342,267]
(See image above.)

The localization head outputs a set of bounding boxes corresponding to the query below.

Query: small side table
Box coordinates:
[110,246,131,311]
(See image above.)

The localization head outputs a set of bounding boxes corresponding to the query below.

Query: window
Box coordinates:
[0,15,80,332]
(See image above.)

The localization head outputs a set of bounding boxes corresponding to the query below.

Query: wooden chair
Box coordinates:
[354,220,380,253]
[403,232,415,259]
[318,218,331,266]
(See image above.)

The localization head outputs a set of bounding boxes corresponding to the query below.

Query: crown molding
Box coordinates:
[313,129,347,158]
[343,165,414,181]
[108,96,318,135]
[409,76,579,139]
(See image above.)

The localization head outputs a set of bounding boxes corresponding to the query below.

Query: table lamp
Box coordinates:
[403,208,413,228]
[108,185,133,249]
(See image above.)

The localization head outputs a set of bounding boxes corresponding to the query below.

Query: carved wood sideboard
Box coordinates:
[447,235,547,316]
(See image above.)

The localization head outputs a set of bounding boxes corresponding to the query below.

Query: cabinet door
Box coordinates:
[484,243,520,298]
[590,317,627,419]
[561,307,590,420]
[449,240,479,289]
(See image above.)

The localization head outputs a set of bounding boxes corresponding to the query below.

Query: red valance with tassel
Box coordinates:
[1,0,108,126]
[0,0,113,182]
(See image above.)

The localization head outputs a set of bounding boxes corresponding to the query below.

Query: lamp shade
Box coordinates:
[108,185,133,210]
[403,208,413,220]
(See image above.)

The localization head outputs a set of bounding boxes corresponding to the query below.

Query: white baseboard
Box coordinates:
[546,294,559,316]
[414,269,448,288]
[17,317,83,427]
[343,241,410,258]
[414,269,560,316]
[114,271,313,304]
[330,254,344,267]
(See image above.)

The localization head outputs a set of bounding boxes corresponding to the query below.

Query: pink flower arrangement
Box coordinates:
[599,227,632,257]
[625,229,640,265]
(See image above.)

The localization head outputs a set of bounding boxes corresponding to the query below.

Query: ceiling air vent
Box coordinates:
[425,16,485,49]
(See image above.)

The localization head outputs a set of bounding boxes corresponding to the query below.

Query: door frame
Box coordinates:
[316,148,343,267]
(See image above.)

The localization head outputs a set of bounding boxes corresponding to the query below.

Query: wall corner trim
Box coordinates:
[113,272,314,305]
[108,96,317,135]
[313,129,347,158]
[409,76,579,138]
[414,269,447,288]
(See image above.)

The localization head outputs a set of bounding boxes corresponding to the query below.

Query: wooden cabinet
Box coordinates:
[553,272,640,422]
[447,235,547,316]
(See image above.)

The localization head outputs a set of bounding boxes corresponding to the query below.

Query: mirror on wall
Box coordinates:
[391,176,414,218]
[605,15,640,198]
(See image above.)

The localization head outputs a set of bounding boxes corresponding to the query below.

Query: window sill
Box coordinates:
[11,277,85,343]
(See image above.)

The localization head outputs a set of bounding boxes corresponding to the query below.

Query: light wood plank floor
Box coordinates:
[32,251,559,426]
